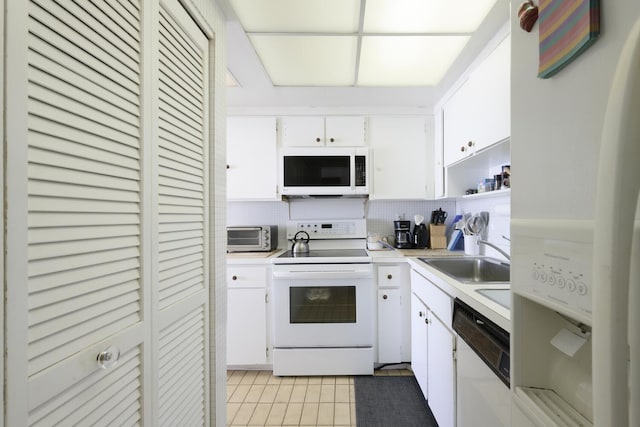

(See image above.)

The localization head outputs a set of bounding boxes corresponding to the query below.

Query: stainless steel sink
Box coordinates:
[418,257,510,283]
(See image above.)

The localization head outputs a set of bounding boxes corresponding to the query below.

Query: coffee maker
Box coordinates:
[393,220,413,249]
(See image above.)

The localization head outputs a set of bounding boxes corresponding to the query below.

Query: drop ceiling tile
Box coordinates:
[249,36,358,86]
[363,0,498,33]
[229,0,361,33]
[358,36,470,86]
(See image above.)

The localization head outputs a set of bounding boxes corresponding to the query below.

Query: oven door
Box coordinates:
[272,264,374,348]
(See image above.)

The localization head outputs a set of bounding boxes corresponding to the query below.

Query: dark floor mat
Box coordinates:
[354,375,439,427]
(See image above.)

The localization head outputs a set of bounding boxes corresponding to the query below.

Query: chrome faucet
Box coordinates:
[477,240,511,263]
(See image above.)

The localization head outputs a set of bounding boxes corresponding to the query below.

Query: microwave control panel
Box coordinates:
[511,220,593,324]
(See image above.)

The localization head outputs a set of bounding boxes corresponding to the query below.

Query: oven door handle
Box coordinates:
[273,269,372,280]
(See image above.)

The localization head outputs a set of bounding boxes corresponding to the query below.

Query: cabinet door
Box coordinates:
[410,293,429,398]
[227,288,267,365]
[281,116,326,146]
[444,80,478,166]
[369,116,433,199]
[471,35,510,152]
[227,117,278,200]
[324,116,366,146]
[427,314,456,427]
[377,289,402,364]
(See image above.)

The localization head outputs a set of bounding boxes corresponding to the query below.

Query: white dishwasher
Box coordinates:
[453,298,511,427]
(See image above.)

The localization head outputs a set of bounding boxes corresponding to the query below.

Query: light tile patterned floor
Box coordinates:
[226,368,413,427]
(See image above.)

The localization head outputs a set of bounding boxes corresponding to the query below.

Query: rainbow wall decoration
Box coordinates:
[538,0,600,78]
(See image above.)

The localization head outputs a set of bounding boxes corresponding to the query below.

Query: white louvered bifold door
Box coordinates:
[5,0,147,425]
[156,0,210,426]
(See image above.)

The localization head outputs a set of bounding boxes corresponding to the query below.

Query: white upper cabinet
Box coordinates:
[281,116,366,147]
[369,116,434,200]
[227,116,278,200]
[443,34,510,166]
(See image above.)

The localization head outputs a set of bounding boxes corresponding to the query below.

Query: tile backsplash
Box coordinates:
[228,198,465,248]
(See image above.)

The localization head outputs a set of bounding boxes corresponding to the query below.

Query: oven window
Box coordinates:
[289,286,356,323]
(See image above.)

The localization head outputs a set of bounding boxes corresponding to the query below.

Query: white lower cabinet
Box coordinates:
[227,264,269,366]
[376,264,411,364]
[411,293,429,397]
[411,268,456,427]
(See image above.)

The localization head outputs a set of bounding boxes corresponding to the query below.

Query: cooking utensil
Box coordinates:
[291,230,310,254]
[466,215,486,235]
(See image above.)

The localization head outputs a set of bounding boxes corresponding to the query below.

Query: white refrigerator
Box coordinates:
[510,2,640,426]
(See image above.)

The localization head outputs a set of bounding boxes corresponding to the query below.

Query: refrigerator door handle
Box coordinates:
[593,17,640,427]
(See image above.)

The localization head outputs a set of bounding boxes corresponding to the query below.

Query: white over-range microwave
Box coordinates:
[280,147,369,196]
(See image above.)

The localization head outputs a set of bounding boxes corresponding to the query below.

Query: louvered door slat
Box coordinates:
[30,276,139,310]
[28,51,140,117]
[29,117,140,158]
[159,221,204,234]
[28,258,139,293]
[29,235,139,261]
[159,228,204,242]
[29,212,140,228]
[30,69,140,128]
[29,224,140,244]
[29,246,140,277]
[29,181,140,204]
[159,259,203,282]
[159,136,202,162]
[29,100,140,147]
[159,9,202,80]
[29,132,140,168]
[92,0,141,42]
[159,84,202,121]
[159,119,203,152]
[29,162,139,189]
[64,0,140,53]
[30,1,139,82]
[28,16,139,95]
[159,306,205,426]
[29,286,140,329]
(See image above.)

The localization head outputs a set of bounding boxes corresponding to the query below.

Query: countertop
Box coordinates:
[225,247,510,330]
[407,257,510,331]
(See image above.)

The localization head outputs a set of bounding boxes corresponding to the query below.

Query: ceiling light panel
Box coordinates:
[363,0,498,33]
[229,0,361,33]
[249,35,358,86]
[358,36,470,86]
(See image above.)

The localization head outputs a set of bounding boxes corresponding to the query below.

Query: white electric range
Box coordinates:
[271,219,374,376]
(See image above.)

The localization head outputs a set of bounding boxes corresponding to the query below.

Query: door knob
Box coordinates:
[382,294,388,300]
[97,346,120,370]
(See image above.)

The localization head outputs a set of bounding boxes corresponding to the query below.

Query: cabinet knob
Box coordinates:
[226,164,230,169]
[387,274,393,280]
[460,146,466,152]
[329,137,335,143]
[315,137,321,142]
[425,318,430,325]
[382,294,388,300]
[418,311,424,317]
[467,140,474,147]
[232,275,237,280]
[97,346,120,370]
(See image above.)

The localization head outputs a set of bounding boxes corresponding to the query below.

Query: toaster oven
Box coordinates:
[227,226,278,252]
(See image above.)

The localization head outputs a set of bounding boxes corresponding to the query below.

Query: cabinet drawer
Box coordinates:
[377,265,403,287]
[227,265,268,288]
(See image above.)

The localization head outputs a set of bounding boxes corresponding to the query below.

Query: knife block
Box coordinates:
[429,224,447,249]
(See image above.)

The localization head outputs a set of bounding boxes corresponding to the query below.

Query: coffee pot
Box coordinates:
[393,220,413,249]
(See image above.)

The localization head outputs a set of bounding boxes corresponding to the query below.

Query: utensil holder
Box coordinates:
[464,235,480,255]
